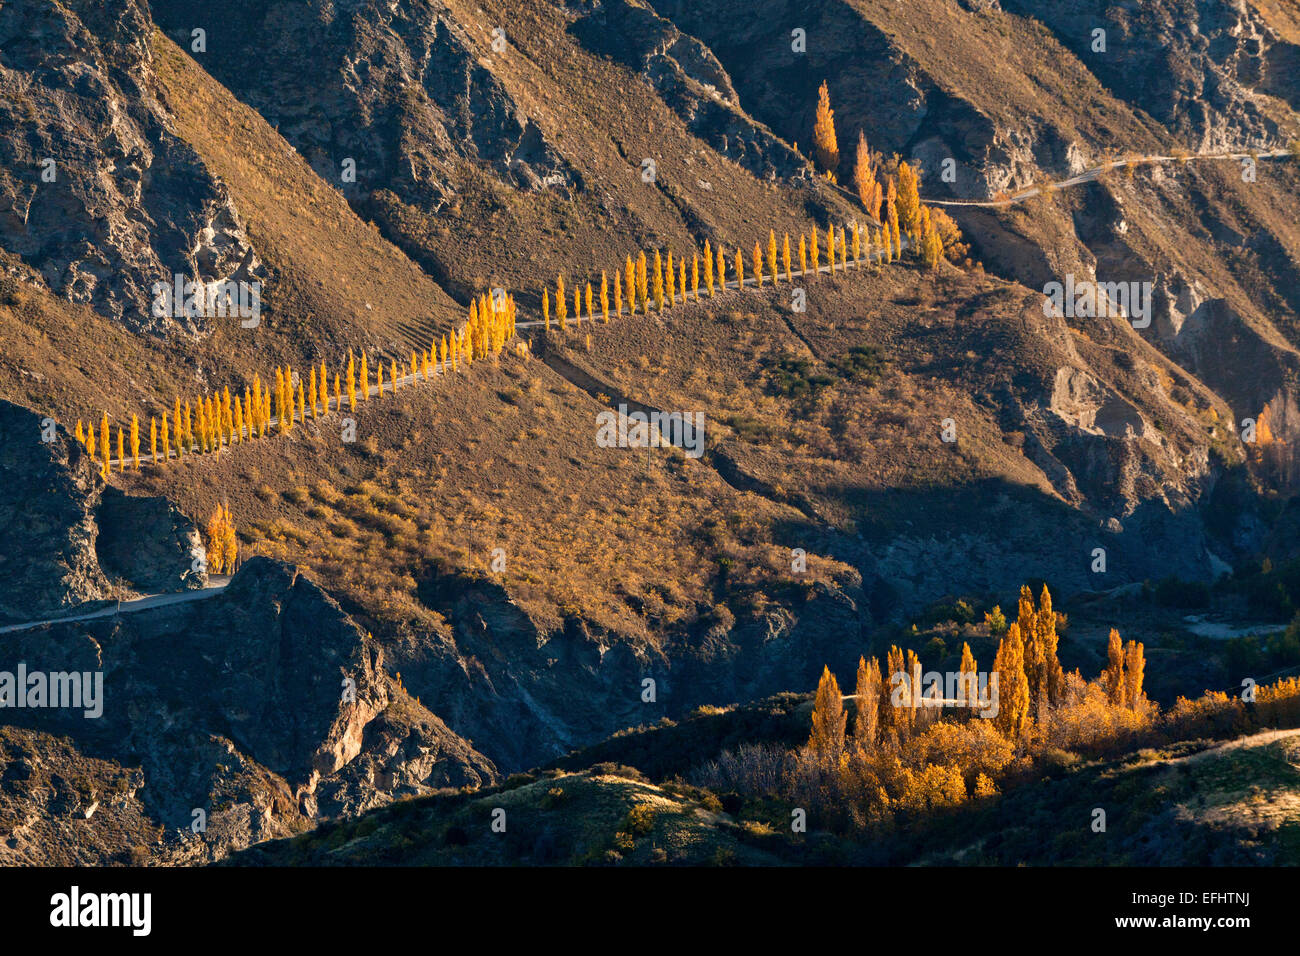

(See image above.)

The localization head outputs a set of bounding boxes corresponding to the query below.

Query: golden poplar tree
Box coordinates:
[150,417,158,463]
[691,253,700,301]
[542,288,550,329]
[624,256,636,314]
[309,368,318,420]
[585,281,594,324]
[204,504,237,575]
[678,259,687,303]
[904,648,924,733]
[993,623,1030,740]
[853,656,882,746]
[600,271,609,323]
[100,413,110,476]
[1018,583,1045,714]
[812,80,839,175]
[826,223,836,273]
[959,642,979,709]
[853,130,882,219]
[716,243,726,290]
[665,251,674,305]
[233,399,243,445]
[783,233,792,280]
[652,250,664,310]
[1123,640,1146,710]
[882,645,907,737]
[753,241,764,288]
[334,374,342,414]
[556,274,567,328]
[161,416,170,461]
[920,208,943,270]
[703,240,714,295]
[86,422,96,464]
[637,252,648,312]
[799,234,807,275]
[1104,629,1126,707]
[1038,584,1064,705]
[116,426,125,472]
[360,352,369,402]
[767,230,778,283]
[614,271,623,316]
[75,420,85,449]
[130,414,140,469]
[734,246,744,288]
[810,227,820,273]
[573,286,581,326]
[896,161,922,243]
[808,665,846,762]
[887,183,902,259]
[377,360,384,396]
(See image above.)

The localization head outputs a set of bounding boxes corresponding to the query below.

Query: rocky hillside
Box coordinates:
[226,715,1300,867]
[0,402,495,865]
[0,401,203,625]
[1,0,1299,865]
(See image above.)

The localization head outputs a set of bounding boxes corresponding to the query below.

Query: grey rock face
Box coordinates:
[95,487,206,594]
[0,557,496,862]
[0,0,263,332]
[0,399,205,625]
[0,401,109,623]
[152,0,576,206]
[1002,0,1299,151]
[570,0,804,180]
[390,564,864,774]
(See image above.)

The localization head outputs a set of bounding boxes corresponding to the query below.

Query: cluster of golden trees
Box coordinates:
[805,80,957,271]
[71,291,518,475]
[701,581,1300,829]
[797,585,1155,823]
[204,503,238,574]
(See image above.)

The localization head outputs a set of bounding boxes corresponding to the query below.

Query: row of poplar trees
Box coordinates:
[543,217,910,334]
[73,290,518,476]
[540,82,957,338]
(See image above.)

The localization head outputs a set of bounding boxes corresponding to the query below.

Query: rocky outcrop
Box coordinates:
[570,0,804,180]
[0,0,264,332]
[1003,0,1300,151]
[0,401,109,623]
[0,557,497,864]
[0,400,204,625]
[383,563,863,774]
[95,487,205,594]
[151,0,576,206]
